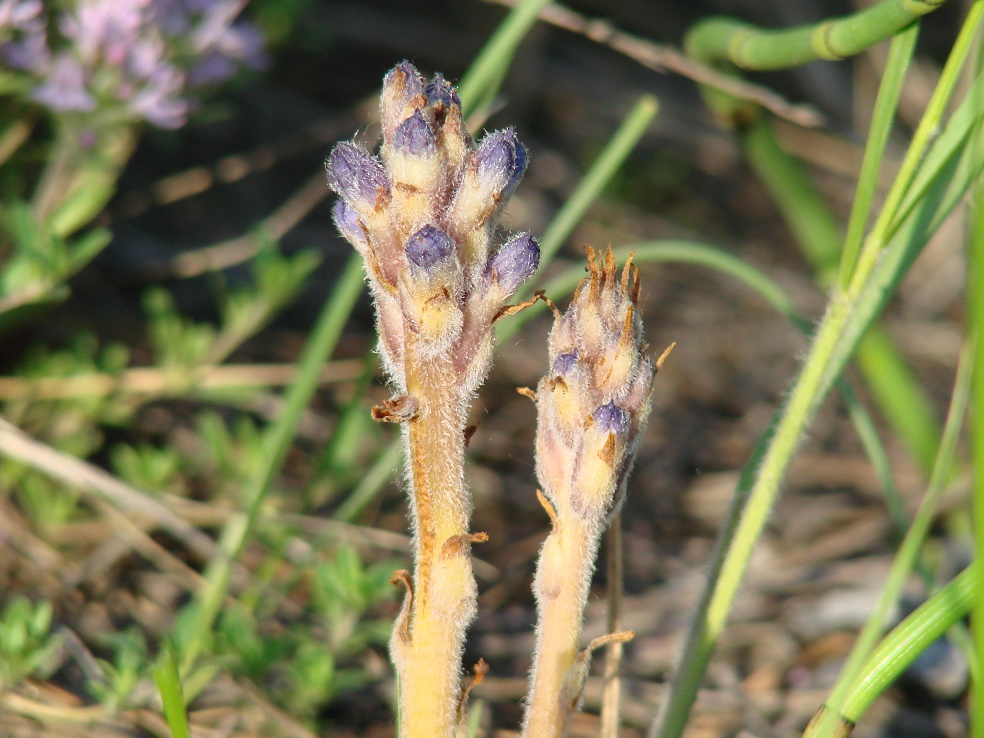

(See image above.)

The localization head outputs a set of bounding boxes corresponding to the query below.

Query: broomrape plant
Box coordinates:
[326,62,661,737]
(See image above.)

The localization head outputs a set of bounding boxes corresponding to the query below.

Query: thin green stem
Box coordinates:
[970,36,984,736]
[685,0,947,71]
[849,1,984,300]
[741,113,942,474]
[807,341,973,738]
[837,23,918,287]
[457,0,551,119]
[179,255,365,672]
[844,562,980,723]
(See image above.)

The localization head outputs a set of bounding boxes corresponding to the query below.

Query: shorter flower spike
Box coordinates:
[523,246,660,738]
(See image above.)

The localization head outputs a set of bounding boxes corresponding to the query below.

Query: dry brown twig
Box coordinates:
[484,0,824,128]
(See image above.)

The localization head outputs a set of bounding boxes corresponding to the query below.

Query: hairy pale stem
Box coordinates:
[523,514,599,737]
[392,342,476,738]
[600,514,625,738]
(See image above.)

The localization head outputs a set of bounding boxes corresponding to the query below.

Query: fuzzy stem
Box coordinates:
[600,514,625,738]
[523,513,599,738]
[392,343,475,738]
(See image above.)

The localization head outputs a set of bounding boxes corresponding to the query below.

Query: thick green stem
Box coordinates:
[685,0,947,71]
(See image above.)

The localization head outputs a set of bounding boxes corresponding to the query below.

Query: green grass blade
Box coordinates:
[457,0,551,118]
[533,96,659,270]
[741,104,942,474]
[651,19,984,734]
[838,22,918,285]
[970,30,984,737]
[152,642,192,738]
[848,2,984,295]
[843,562,980,723]
[808,342,972,737]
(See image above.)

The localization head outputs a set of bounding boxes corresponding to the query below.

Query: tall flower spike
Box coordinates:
[523,247,660,738]
[326,62,536,738]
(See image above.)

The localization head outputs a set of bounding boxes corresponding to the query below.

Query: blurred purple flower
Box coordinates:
[8,0,265,128]
[127,65,188,128]
[0,0,41,30]
[0,0,47,71]
[61,0,149,66]
[31,53,96,111]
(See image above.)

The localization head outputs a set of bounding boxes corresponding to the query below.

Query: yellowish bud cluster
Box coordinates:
[536,246,654,530]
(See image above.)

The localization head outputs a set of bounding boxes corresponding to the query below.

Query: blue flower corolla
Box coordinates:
[424,73,459,109]
[592,401,629,436]
[553,351,578,376]
[406,225,455,270]
[474,128,526,199]
[485,233,539,296]
[326,142,390,211]
[392,110,437,157]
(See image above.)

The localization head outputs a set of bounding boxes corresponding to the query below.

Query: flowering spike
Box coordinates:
[326,142,389,213]
[326,62,538,737]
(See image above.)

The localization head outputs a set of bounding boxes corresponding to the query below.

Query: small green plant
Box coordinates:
[0,596,62,690]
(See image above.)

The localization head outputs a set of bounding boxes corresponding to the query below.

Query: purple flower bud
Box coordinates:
[553,351,578,376]
[391,110,436,156]
[593,401,629,435]
[406,225,455,270]
[472,128,527,201]
[384,60,424,103]
[425,73,460,109]
[326,142,389,210]
[332,199,368,249]
[486,233,539,295]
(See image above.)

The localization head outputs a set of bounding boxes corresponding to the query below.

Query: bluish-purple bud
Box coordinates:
[553,351,579,376]
[487,233,539,295]
[384,60,425,102]
[392,110,436,156]
[593,401,629,435]
[326,142,389,209]
[332,199,368,249]
[474,128,527,198]
[425,74,460,109]
[406,225,455,270]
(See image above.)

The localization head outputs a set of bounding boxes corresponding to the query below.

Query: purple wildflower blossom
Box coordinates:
[31,53,96,111]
